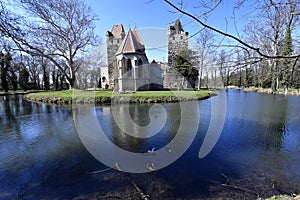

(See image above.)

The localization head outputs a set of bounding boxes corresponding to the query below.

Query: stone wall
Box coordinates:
[160,62,182,89]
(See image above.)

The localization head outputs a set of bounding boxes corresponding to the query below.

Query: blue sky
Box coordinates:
[85,0,244,62]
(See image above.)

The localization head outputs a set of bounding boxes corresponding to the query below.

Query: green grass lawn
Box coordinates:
[23,89,215,104]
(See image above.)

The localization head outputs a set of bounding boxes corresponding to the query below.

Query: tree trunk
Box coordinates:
[198,65,203,90]
[271,64,277,93]
[67,77,76,89]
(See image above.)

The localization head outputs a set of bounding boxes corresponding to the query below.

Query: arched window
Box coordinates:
[127,59,132,77]
[138,59,143,66]
[138,59,143,77]
[120,59,125,76]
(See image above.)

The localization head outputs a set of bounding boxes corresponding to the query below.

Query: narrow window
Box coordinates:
[138,59,143,77]
[127,59,132,77]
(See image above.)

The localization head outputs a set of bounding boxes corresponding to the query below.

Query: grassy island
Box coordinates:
[23,89,216,105]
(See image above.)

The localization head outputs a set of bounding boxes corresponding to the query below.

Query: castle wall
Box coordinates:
[149,62,163,90]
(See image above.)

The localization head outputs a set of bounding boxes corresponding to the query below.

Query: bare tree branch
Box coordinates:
[164,0,300,59]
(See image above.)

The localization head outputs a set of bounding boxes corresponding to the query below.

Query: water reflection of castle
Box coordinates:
[102,19,189,92]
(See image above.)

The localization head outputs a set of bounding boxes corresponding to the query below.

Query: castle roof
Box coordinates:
[107,24,125,37]
[169,19,186,34]
[111,24,125,36]
[116,28,145,55]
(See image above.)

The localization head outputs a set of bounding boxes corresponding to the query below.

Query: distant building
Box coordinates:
[100,65,109,88]
[105,19,189,91]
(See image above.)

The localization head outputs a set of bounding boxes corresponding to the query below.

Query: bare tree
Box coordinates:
[196,29,215,89]
[76,46,105,89]
[164,0,300,59]
[0,0,99,89]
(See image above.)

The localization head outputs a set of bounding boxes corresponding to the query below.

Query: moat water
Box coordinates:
[0,89,299,199]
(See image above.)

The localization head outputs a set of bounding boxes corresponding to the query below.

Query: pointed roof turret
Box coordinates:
[116,29,145,55]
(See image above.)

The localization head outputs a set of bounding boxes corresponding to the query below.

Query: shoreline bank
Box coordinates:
[243,87,300,96]
[224,86,300,96]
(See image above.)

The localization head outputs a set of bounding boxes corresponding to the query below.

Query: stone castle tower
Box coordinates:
[167,19,189,68]
[164,19,189,88]
[106,24,125,88]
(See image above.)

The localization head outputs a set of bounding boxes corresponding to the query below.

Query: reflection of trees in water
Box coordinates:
[0,95,21,135]
[256,94,288,150]
[221,91,298,197]
[250,95,299,195]
[0,95,74,143]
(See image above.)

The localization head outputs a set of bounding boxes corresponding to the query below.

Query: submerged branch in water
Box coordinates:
[221,183,258,195]
[131,179,151,200]
[220,172,257,195]
[87,168,111,174]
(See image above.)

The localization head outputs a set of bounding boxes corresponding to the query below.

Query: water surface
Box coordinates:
[0,90,299,199]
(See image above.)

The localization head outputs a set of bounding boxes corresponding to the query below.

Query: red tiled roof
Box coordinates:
[116,29,145,55]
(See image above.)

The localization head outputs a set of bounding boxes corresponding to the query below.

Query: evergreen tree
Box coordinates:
[0,51,12,92]
[43,70,50,91]
[10,72,18,91]
[174,49,199,88]
[19,68,29,91]
[282,24,292,90]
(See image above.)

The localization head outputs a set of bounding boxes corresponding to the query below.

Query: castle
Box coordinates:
[104,19,189,92]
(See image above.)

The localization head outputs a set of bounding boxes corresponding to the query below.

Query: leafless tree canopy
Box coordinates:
[0,0,99,89]
[165,0,300,92]
[165,0,300,59]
